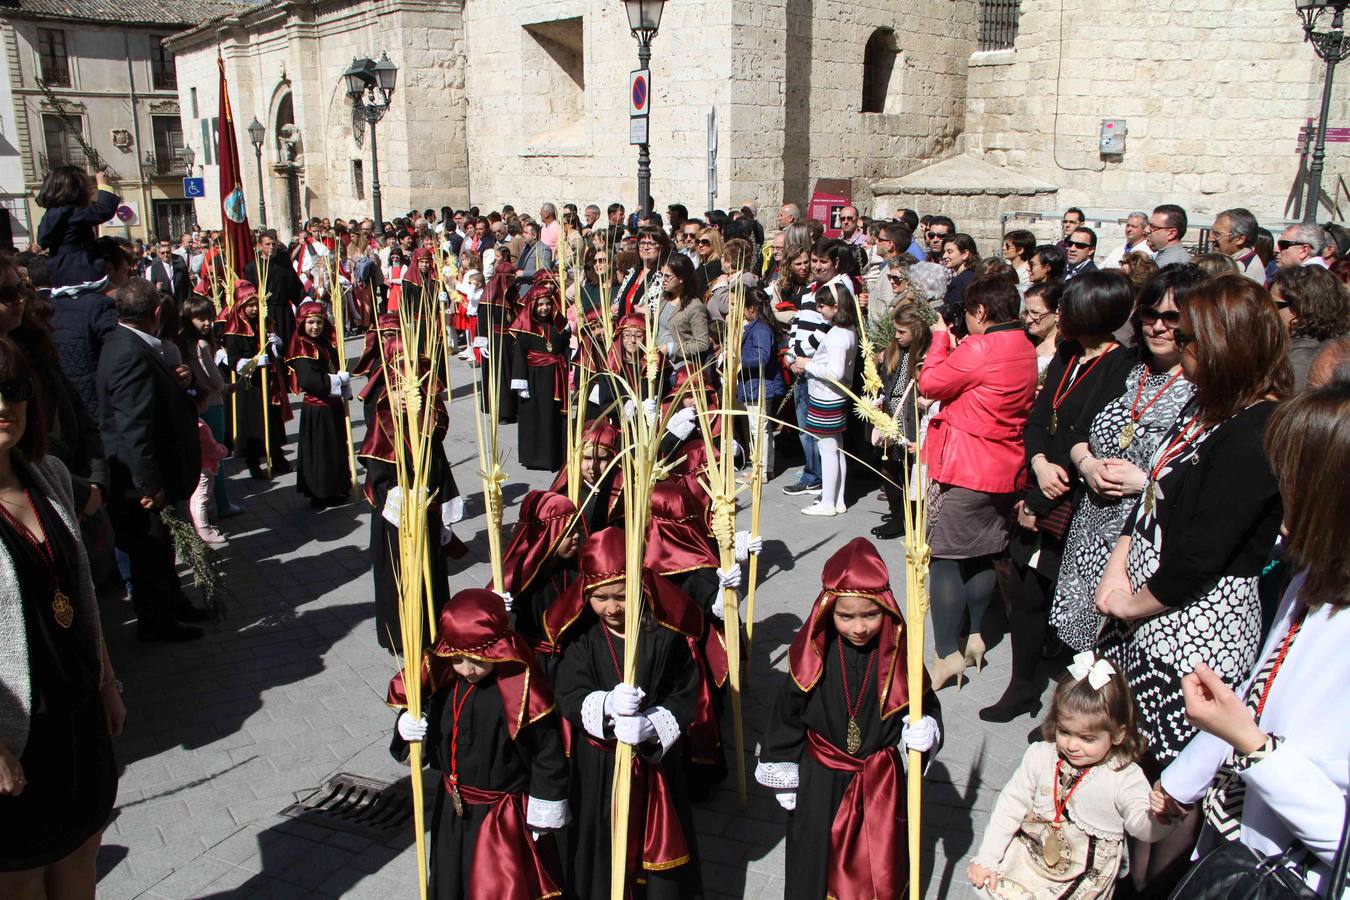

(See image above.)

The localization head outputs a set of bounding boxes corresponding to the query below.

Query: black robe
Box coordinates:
[391,675,568,900]
[289,352,351,501]
[511,324,570,471]
[759,636,942,900]
[224,331,288,464]
[575,471,623,536]
[477,304,518,422]
[243,256,302,353]
[555,618,704,900]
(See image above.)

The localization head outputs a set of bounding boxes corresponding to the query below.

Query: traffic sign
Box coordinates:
[183,177,205,198]
[629,69,650,118]
[629,117,649,146]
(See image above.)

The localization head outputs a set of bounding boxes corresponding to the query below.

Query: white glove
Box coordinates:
[666,406,697,441]
[338,371,353,400]
[382,487,405,527]
[717,565,742,591]
[518,388,531,400]
[267,334,283,355]
[641,397,657,426]
[437,291,449,304]
[901,716,940,753]
[623,399,637,421]
[776,791,797,811]
[236,357,258,376]
[328,374,345,398]
[397,711,428,742]
[733,530,762,562]
[254,352,270,368]
[472,336,488,351]
[214,347,228,367]
[605,684,645,718]
[499,591,513,613]
[613,715,657,746]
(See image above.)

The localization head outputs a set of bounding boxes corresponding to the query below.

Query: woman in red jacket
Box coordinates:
[918,269,1038,689]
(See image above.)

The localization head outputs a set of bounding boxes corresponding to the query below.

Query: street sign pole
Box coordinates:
[707,107,717,215]
[630,66,651,221]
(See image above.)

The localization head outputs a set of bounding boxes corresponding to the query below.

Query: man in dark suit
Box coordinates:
[243,229,304,352]
[146,239,190,305]
[1063,226,1100,282]
[97,277,206,641]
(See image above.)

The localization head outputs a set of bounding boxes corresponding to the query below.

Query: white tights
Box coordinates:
[818,436,847,511]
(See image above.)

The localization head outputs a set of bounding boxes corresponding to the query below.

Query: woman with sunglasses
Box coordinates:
[1095,274,1289,783]
[693,226,725,299]
[1269,264,1350,390]
[0,336,124,899]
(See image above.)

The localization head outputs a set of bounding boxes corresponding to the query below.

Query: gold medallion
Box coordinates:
[1049,411,1058,435]
[1143,482,1156,516]
[1042,824,1064,867]
[1118,422,1136,450]
[52,589,74,629]
[450,782,464,817]
[846,717,862,755]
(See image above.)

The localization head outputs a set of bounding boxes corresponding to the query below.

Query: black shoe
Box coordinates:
[270,457,293,475]
[979,684,1043,723]
[871,520,905,539]
[174,604,211,623]
[138,622,204,642]
[246,461,268,479]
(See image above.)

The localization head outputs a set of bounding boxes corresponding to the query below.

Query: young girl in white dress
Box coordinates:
[968,654,1176,899]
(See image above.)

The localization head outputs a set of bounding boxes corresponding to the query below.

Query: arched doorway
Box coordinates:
[273,92,302,237]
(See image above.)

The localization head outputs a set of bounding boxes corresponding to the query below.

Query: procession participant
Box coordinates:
[658,367,720,461]
[588,314,654,422]
[286,301,352,507]
[220,281,292,478]
[756,537,941,900]
[358,332,463,655]
[496,489,580,657]
[385,250,407,314]
[475,253,519,423]
[388,589,569,900]
[508,278,570,471]
[548,527,705,900]
[549,419,623,535]
[967,657,1174,899]
[397,247,437,317]
[243,230,302,352]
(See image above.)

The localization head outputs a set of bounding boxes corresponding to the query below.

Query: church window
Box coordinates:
[977,0,1021,52]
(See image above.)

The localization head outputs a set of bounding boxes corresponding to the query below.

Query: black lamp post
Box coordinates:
[623,0,667,222]
[247,116,267,228]
[1297,0,1350,223]
[344,53,398,228]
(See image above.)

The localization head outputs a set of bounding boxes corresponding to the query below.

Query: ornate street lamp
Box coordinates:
[247,116,267,228]
[183,144,195,174]
[623,0,667,222]
[1296,0,1350,223]
[344,53,398,227]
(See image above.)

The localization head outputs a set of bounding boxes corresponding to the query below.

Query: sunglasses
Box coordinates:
[638,240,659,248]
[926,231,949,240]
[696,239,713,246]
[1065,239,1094,250]
[1172,329,1197,348]
[1140,308,1182,327]
[0,377,33,403]
[1277,240,1312,251]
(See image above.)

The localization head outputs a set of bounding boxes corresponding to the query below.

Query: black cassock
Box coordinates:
[510,324,569,471]
[390,675,568,900]
[223,332,288,466]
[555,620,704,900]
[289,352,351,502]
[477,304,518,423]
[759,636,941,900]
[511,563,574,679]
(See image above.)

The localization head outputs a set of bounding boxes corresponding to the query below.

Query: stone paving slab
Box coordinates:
[94,340,1048,898]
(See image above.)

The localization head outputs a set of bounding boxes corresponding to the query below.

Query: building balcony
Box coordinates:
[143,151,189,177]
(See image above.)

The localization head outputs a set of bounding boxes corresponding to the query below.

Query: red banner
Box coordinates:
[217,55,254,277]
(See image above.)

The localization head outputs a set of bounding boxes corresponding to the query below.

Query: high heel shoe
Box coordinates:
[962,633,988,672]
[979,682,1043,723]
[929,652,968,692]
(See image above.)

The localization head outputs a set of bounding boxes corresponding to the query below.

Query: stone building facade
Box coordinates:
[0,0,247,245]
[170,0,1348,246]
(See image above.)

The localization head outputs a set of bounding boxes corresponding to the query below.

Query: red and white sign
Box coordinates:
[808,179,851,239]
[103,202,139,227]
[629,69,650,118]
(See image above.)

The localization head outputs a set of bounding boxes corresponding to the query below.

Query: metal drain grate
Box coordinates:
[280,772,421,841]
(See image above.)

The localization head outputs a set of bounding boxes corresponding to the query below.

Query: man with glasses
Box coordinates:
[1276,223,1330,270]
[869,222,912,319]
[1063,226,1098,281]
[1146,203,1190,267]
[1100,212,1152,269]
[926,215,955,262]
[838,205,865,246]
[1210,208,1264,282]
[1055,207,1085,250]
[677,221,702,262]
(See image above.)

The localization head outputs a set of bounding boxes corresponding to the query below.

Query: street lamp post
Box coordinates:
[624,0,667,222]
[344,53,399,227]
[247,116,267,228]
[1297,0,1350,223]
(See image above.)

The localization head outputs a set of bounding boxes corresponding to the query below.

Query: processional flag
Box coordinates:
[217,54,254,276]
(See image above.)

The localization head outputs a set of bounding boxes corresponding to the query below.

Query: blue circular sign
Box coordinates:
[632,75,648,112]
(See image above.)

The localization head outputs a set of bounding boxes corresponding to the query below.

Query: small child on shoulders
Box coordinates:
[36,165,121,292]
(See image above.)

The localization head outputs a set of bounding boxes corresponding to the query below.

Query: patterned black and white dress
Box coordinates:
[1097,400,1278,767]
[1050,364,1194,652]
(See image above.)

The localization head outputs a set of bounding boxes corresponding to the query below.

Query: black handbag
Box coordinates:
[1169,793,1350,900]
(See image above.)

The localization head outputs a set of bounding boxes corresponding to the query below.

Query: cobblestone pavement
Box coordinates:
[95,339,1047,899]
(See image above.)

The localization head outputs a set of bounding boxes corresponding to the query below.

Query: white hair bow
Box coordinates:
[1066,652,1117,691]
